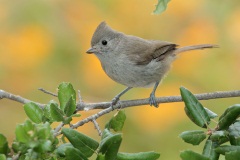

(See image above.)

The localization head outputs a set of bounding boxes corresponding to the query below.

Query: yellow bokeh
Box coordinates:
[1,25,52,70]
[168,0,202,17]
[176,20,217,45]
[0,4,6,20]
[133,98,185,133]
[227,9,240,48]
[174,19,218,75]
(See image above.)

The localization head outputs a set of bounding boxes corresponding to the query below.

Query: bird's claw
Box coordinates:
[149,93,159,108]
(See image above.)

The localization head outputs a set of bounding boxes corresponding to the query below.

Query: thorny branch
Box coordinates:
[1,89,240,136]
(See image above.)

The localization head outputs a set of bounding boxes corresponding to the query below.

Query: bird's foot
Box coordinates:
[149,92,159,108]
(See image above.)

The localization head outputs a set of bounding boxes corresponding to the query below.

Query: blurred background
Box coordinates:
[0,0,239,159]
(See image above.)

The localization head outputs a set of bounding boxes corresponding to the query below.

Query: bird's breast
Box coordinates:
[100,58,171,88]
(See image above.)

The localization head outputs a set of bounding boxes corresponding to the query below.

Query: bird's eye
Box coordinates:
[102,40,107,45]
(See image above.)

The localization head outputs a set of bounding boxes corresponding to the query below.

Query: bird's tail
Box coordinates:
[175,44,219,54]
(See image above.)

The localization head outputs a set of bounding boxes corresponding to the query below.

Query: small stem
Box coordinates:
[54,122,64,136]
[78,90,83,103]
[38,88,58,97]
[211,119,218,124]
[92,119,102,136]
[77,90,85,110]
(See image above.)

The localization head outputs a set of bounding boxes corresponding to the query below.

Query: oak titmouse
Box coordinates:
[86,21,217,108]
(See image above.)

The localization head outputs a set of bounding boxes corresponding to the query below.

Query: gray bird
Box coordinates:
[86,21,217,108]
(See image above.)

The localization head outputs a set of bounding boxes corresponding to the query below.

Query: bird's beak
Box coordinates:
[86,47,96,54]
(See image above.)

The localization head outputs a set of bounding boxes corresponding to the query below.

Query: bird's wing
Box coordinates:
[122,36,178,65]
[151,41,178,62]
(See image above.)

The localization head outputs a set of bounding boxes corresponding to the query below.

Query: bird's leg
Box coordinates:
[149,81,160,108]
[111,87,132,110]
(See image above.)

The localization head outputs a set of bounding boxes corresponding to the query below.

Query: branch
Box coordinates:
[1,88,240,136]
[1,89,240,111]
[77,90,240,110]
[0,90,45,109]
[53,122,64,136]
[54,90,240,136]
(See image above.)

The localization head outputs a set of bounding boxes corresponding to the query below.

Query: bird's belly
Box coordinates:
[102,60,170,88]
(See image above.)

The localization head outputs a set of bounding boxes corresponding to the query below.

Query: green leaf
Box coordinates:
[62,117,73,125]
[65,147,88,160]
[180,150,210,160]
[24,102,43,123]
[217,145,239,154]
[12,142,28,153]
[117,152,160,160]
[62,128,99,158]
[215,145,240,155]
[64,96,76,117]
[204,108,218,119]
[228,120,240,145]
[36,122,53,140]
[96,153,105,160]
[24,119,34,131]
[34,140,52,153]
[210,131,229,145]
[50,103,64,122]
[101,128,113,139]
[0,134,9,155]
[43,104,54,122]
[218,104,240,130]
[153,0,171,14]
[15,121,57,155]
[30,123,54,153]
[179,130,206,145]
[0,154,6,160]
[55,143,73,157]
[15,120,35,143]
[99,129,122,160]
[58,82,76,111]
[70,113,81,118]
[180,87,210,128]
[225,151,240,160]
[15,124,31,143]
[24,149,40,159]
[43,100,60,122]
[202,140,220,160]
[106,110,126,132]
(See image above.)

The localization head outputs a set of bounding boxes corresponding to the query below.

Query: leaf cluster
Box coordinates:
[1,83,240,160]
[58,110,160,160]
[0,82,160,160]
[179,87,240,160]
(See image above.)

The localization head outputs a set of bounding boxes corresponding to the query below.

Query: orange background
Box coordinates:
[0,0,240,159]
